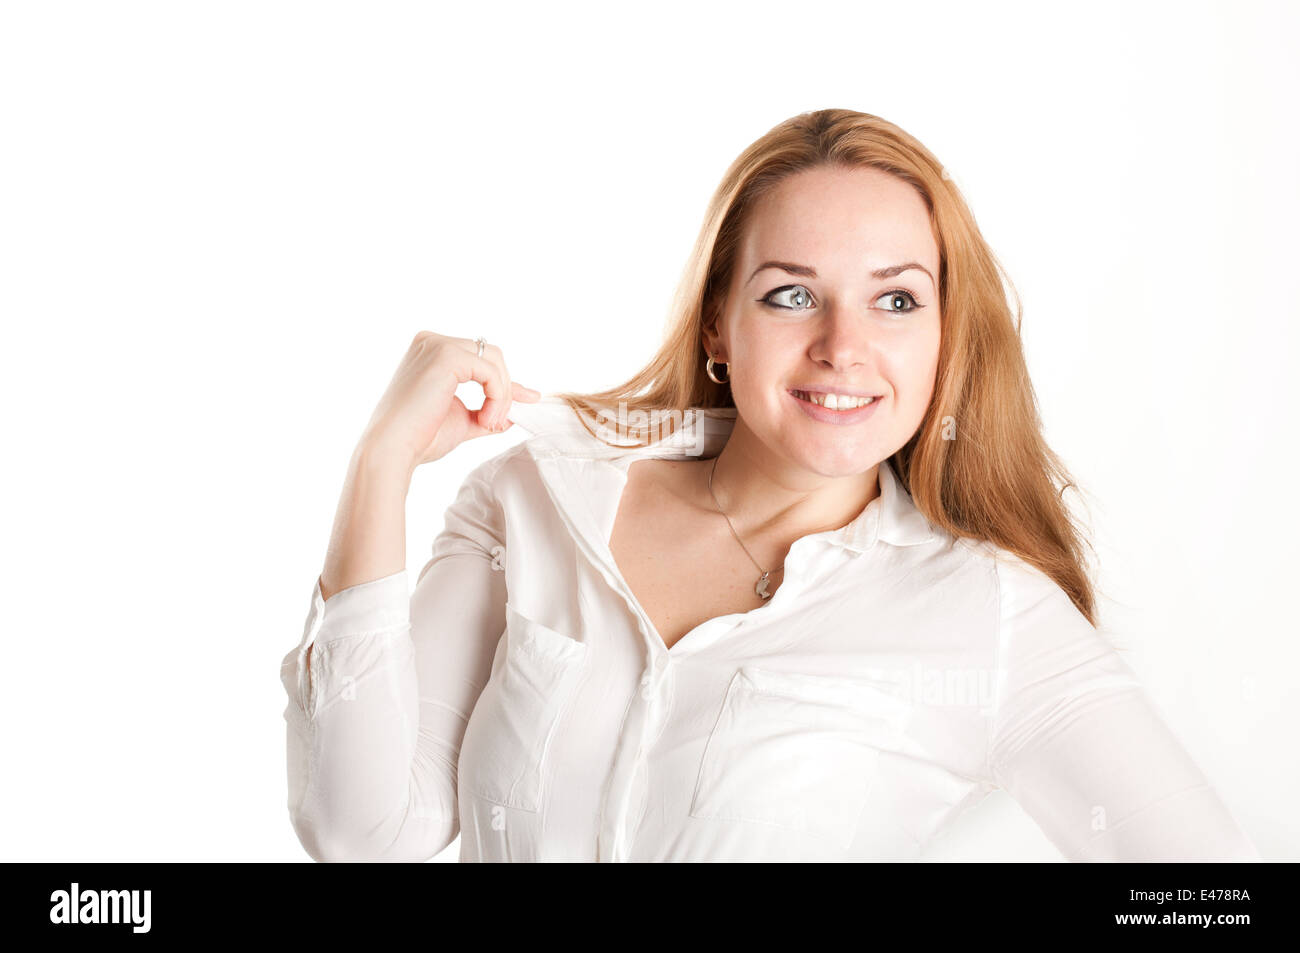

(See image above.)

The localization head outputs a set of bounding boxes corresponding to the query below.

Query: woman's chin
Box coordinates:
[781,442,883,479]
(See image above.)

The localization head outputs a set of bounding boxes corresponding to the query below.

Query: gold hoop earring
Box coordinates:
[706,355,729,384]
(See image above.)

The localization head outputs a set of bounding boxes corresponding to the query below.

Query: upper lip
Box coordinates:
[788,385,883,399]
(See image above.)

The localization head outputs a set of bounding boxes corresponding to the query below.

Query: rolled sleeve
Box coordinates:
[281,569,410,722]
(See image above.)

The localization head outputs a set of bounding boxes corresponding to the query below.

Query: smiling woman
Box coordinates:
[282,108,1260,862]
[554,119,1064,622]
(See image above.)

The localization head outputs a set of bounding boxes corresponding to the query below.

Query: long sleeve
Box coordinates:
[280,453,510,862]
[986,552,1261,862]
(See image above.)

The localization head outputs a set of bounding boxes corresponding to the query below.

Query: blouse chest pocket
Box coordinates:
[459,602,589,813]
[688,666,913,850]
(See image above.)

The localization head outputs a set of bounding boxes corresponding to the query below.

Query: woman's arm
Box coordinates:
[279,452,510,862]
[317,442,413,604]
[278,331,537,861]
[986,552,1260,862]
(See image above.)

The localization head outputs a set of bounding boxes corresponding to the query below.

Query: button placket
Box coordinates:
[617,653,671,860]
[639,653,662,701]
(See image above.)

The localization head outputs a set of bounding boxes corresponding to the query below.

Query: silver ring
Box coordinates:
[474,336,487,358]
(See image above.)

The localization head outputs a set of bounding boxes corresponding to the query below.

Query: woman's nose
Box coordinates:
[808,300,871,371]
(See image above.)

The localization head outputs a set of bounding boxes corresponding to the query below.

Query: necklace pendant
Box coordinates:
[755,571,772,600]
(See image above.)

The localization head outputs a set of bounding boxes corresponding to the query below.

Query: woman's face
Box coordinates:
[706,164,942,478]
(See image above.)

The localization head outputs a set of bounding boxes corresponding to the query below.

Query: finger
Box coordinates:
[478,368,510,431]
[513,381,543,401]
[452,393,496,442]
[467,341,514,431]
[489,360,513,430]
[454,338,529,429]
[449,348,508,422]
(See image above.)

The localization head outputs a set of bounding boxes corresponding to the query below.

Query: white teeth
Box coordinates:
[795,390,877,409]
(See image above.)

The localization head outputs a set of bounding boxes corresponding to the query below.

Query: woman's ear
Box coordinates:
[701,300,728,362]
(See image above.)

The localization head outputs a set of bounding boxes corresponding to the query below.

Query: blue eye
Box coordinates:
[874,289,922,316]
[759,284,815,311]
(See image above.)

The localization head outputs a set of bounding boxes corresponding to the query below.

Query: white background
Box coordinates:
[1,0,1295,862]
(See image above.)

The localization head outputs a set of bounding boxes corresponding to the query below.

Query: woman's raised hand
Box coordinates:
[358,331,542,472]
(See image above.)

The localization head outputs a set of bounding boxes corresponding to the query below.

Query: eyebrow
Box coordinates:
[747,260,935,288]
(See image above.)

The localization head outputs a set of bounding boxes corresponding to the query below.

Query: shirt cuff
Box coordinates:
[309,569,411,645]
[289,569,411,721]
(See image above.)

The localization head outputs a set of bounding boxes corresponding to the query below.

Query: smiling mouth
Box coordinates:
[789,389,881,410]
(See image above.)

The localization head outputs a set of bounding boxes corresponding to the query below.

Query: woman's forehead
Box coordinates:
[740,168,938,269]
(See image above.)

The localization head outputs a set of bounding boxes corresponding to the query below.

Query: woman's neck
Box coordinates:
[699,419,881,545]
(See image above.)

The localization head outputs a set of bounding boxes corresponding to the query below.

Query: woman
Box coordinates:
[280,109,1260,862]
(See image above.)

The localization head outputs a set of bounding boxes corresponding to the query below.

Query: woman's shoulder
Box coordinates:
[966,543,1099,643]
[938,536,1088,626]
[948,536,1055,585]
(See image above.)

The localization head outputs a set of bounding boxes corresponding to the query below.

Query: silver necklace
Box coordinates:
[708,455,781,600]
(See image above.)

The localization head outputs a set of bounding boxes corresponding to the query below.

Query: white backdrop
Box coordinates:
[1,0,1295,862]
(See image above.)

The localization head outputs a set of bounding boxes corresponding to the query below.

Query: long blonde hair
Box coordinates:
[552,108,1098,625]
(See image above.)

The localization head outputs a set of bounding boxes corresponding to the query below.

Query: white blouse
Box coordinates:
[280,396,1260,862]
